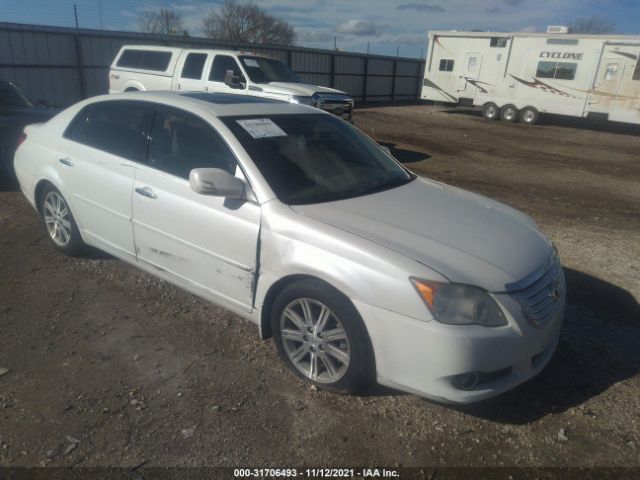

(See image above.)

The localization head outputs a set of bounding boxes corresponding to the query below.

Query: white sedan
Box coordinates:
[14,91,565,403]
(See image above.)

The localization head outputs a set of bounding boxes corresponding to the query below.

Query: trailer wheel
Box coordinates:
[500,104,519,122]
[519,106,539,125]
[482,103,500,121]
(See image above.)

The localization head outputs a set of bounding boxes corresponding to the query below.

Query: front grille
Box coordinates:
[509,253,565,328]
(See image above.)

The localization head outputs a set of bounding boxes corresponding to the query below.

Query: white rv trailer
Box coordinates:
[421,29,640,125]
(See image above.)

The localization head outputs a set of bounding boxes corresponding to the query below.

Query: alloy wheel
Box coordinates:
[280,298,351,384]
[43,191,72,247]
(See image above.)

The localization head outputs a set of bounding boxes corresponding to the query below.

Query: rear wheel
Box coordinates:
[481,103,499,121]
[519,106,539,125]
[271,279,374,394]
[39,184,86,256]
[500,104,519,122]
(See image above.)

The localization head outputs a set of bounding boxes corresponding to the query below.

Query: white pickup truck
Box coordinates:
[109,45,355,119]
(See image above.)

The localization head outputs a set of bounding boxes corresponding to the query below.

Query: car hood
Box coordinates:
[260,82,350,98]
[291,177,553,292]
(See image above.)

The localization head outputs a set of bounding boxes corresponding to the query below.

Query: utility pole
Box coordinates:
[73,4,87,99]
[73,3,79,29]
[98,0,104,29]
[366,41,370,54]
[396,45,399,57]
[334,36,337,50]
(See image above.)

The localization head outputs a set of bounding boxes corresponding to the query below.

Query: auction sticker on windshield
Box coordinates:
[237,118,287,139]
[243,58,260,68]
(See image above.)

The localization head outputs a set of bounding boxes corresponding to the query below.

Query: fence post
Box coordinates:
[74,33,87,99]
[391,58,397,102]
[362,56,368,103]
[330,53,335,88]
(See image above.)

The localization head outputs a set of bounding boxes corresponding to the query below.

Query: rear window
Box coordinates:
[116,49,172,72]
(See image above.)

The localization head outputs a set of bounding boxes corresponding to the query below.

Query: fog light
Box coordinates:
[451,372,480,391]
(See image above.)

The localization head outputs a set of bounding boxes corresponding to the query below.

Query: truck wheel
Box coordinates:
[482,103,499,121]
[271,279,374,394]
[519,106,539,125]
[500,104,519,122]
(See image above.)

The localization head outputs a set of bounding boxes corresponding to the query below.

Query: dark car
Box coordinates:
[0,81,58,183]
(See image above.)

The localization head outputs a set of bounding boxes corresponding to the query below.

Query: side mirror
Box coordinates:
[224,70,245,90]
[189,168,245,199]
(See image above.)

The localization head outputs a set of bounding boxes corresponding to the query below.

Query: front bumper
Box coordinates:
[353,288,565,404]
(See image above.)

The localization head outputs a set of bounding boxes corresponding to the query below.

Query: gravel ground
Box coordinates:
[0,104,639,470]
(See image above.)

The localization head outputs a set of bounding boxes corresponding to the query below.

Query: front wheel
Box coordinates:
[271,279,374,394]
[39,184,86,256]
[481,103,499,121]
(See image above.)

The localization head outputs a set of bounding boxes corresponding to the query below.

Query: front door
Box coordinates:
[588,59,625,112]
[132,105,260,312]
[205,54,247,95]
[457,52,483,97]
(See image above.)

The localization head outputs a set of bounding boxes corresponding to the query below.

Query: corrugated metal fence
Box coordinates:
[0,22,425,107]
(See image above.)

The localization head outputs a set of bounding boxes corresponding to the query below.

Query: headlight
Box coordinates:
[410,278,507,327]
[290,95,313,105]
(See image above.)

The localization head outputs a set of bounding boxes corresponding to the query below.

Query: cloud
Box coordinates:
[502,0,525,5]
[486,6,502,13]
[295,27,333,43]
[396,3,446,12]
[336,19,383,36]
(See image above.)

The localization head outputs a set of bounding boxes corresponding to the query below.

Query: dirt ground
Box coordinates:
[1,104,639,471]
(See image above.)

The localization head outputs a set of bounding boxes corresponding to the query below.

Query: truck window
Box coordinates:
[181,53,208,80]
[117,49,172,72]
[536,61,577,80]
[439,59,455,72]
[210,55,244,83]
[633,58,640,81]
[148,106,237,179]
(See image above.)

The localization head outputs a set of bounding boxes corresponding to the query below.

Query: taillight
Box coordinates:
[17,132,27,148]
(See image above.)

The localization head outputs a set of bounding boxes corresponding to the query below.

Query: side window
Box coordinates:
[490,37,507,48]
[633,58,640,81]
[536,61,577,80]
[181,53,207,80]
[83,102,151,161]
[439,59,455,72]
[117,50,172,71]
[210,55,244,82]
[63,107,90,142]
[148,107,237,179]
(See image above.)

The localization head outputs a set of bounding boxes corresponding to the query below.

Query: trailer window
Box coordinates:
[439,59,455,72]
[181,53,207,80]
[490,37,507,48]
[536,61,577,80]
[633,59,640,81]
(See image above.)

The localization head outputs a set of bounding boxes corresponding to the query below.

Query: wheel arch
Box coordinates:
[259,273,341,340]
[33,178,86,239]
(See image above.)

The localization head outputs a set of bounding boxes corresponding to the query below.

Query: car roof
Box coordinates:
[84,91,320,117]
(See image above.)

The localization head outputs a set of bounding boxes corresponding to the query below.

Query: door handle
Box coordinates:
[58,157,74,167]
[135,186,157,199]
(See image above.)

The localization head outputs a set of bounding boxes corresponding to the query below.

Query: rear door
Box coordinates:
[175,52,209,92]
[205,54,247,95]
[131,105,260,312]
[56,100,153,259]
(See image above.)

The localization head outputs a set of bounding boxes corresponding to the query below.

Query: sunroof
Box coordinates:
[181,92,283,104]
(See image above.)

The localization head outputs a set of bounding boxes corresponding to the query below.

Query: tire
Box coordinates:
[481,103,500,121]
[271,279,374,394]
[39,184,86,256]
[519,106,539,125]
[500,104,519,122]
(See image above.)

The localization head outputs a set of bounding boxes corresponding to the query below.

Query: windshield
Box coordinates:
[0,82,33,109]
[222,114,414,205]
[239,56,300,84]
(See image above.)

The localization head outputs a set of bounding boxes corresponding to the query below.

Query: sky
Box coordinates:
[1,0,639,58]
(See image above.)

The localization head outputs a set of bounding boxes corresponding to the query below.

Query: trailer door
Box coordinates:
[457,53,483,97]
[588,59,625,112]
